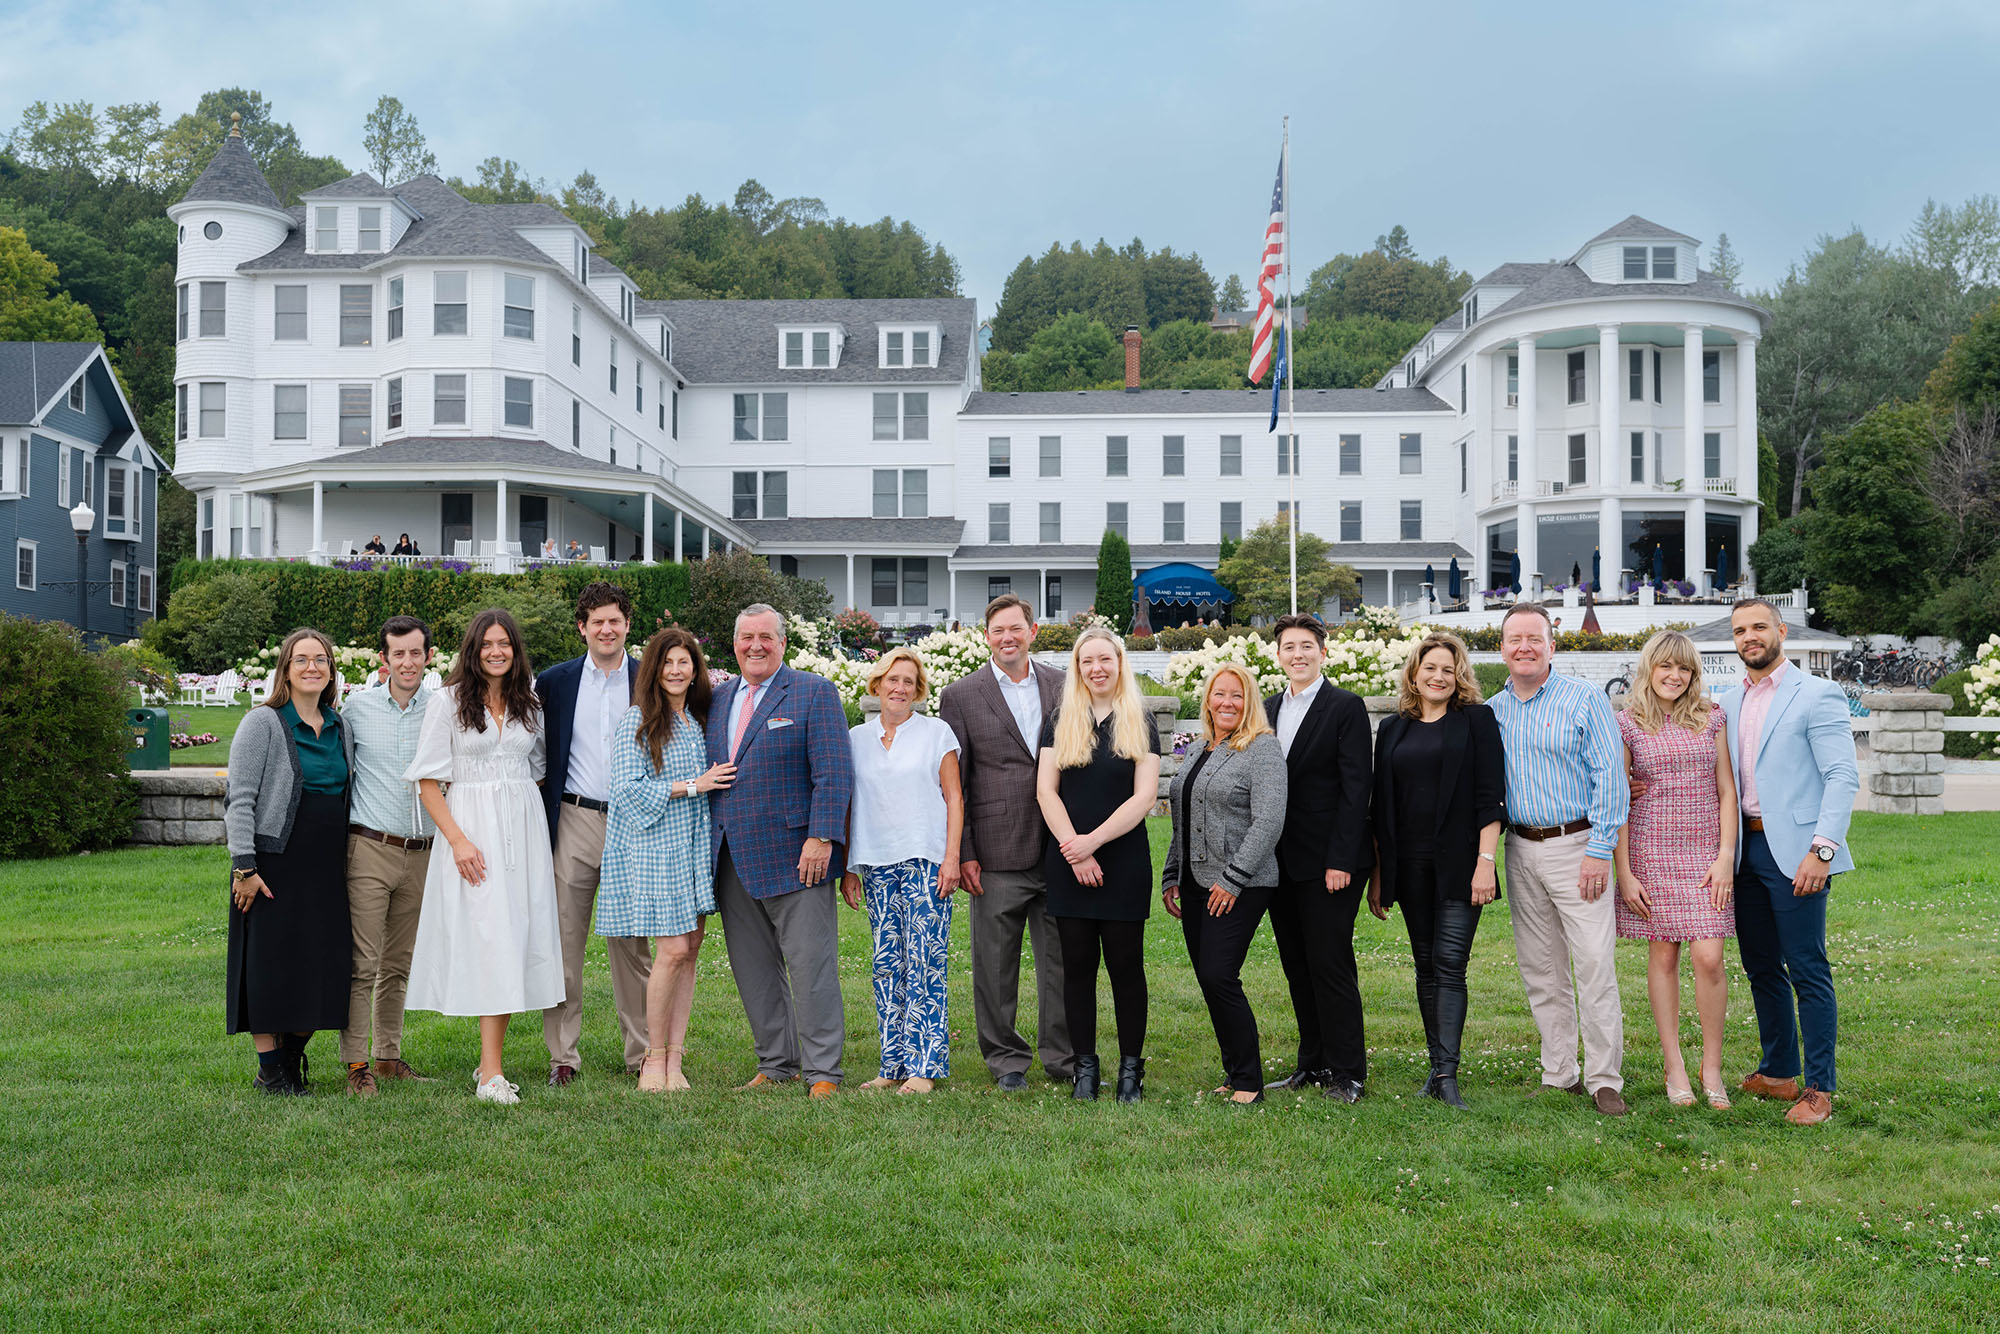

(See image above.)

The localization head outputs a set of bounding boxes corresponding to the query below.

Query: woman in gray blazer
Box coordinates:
[225,627,357,1096]
[1162,662,1289,1104]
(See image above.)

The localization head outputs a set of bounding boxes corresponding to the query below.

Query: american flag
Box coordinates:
[1246,148,1287,385]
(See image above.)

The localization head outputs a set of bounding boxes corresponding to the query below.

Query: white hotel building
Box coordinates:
[169,126,1767,622]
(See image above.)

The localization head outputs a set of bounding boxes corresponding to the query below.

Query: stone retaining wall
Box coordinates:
[1860,692,1947,815]
[127,771,228,845]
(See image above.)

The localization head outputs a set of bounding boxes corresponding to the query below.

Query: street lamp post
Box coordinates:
[69,502,95,637]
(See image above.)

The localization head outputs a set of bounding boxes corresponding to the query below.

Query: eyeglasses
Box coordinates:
[290,656,332,669]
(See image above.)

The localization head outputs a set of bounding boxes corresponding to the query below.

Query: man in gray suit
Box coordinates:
[939,593,1072,1089]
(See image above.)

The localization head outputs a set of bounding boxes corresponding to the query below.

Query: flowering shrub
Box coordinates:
[1962,634,2000,755]
[169,731,220,749]
[238,642,459,683]
[1164,610,1428,708]
[1070,611,1116,632]
[788,619,994,708]
[831,608,885,652]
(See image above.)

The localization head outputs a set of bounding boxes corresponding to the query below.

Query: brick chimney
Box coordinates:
[1123,325,1141,391]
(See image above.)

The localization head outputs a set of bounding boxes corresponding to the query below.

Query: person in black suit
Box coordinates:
[534,581,649,1086]
[1368,631,1505,1109]
[1261,613,1374,1102]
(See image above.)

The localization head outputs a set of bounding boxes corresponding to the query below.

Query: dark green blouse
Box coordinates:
[280,700,349,796]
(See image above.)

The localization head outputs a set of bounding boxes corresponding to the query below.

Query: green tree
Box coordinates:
[1747,512,1813,594]
[1016,312,1120,389]
[361,95,437,184]
[1709,232,1742,289]
[450,156,547,204]
[1218,274,1246,309]
[1215,515,1359,621]
[1376,225,1416,261]
[0,614,137,858]
[157,89,348,205]
[0,226,101,342]
[1095,529,1134,634]
[101,102,164,184]
[1800,402,1941,634]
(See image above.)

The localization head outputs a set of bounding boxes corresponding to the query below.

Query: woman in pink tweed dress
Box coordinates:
[1613,630,1739,1110]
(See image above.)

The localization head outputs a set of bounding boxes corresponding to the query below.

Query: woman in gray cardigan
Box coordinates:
[1162,662,1289,1104]
[225,627,357,1095]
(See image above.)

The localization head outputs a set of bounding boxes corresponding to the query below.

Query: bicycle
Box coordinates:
[1603,661,1635,697]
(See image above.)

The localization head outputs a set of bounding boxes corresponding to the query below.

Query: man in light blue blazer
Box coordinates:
[1718,599,1858,1127]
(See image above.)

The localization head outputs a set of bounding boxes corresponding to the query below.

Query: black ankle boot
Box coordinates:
[1071,1054,1100,1101]
[1115,1056,1144,1104]
[1420,1068,1440,1099]
[1432,1071,1469,1110]
[280,1033,311,1094]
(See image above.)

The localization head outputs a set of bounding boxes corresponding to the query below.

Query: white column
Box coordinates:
[311,480,324,556]
[1683,324,1706,589]
[1737,334,1760,574]
[673,509,683,564]
[1688,493,1708,591]
[845,553,855,610]
[642,491,654,564]
[947,563,958,625]
[1514,335,1538,587]
[495,477,508,552]
[1598,495,1621,593]
[1597,324,1621,495]
[701,526,710,559]
[1039,567,1049,619]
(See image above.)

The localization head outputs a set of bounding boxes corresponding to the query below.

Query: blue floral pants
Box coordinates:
[863,859,953,1080]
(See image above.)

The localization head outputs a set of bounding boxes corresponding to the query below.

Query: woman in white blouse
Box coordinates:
[838,647,964,1094]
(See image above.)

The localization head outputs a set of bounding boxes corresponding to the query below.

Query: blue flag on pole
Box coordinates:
[1268,321,1286,433]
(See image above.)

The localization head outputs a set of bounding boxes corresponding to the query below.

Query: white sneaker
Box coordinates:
[476,1073,520,1104]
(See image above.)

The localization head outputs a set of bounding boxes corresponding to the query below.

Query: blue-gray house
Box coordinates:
[1,342,162,638]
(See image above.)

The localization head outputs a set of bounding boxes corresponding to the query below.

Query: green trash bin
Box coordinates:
[129,706,170,770]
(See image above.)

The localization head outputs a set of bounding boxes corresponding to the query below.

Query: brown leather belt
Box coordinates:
[1509,818,1592,842]
[350,824,433,851]
[1745,816,1765,832]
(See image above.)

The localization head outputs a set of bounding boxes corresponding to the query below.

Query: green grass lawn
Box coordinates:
[152,700,250,767]
[1,815,1995,1330]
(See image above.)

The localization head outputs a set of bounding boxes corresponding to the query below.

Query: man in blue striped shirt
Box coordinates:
[1489,602,1630,1116]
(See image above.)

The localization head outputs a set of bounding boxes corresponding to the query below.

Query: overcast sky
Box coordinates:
[6,0,1999,313]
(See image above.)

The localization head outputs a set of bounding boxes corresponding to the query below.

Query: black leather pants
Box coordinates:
[1397,858,1483,1078]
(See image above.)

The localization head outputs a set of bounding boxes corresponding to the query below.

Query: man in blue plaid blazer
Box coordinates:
[706,604,855,1095]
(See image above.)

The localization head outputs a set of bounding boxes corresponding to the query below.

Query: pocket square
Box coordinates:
[766,717,795,730]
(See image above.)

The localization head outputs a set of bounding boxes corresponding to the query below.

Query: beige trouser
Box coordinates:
[543,804,653,1073]
[340,834,431,1065]
[1505,829,1624,1093]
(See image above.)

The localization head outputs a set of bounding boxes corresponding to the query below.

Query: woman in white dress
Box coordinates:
[405,608,564,1104]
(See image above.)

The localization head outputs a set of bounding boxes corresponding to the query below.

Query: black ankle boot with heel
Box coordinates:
[1071,1054,1100,1101]
[1115,1056,1144,1104]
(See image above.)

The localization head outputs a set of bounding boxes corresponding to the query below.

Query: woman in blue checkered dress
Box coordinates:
[600,628,735,1092]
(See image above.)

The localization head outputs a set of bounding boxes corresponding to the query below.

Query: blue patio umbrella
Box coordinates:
[1652,542,1665,586]
[1591,547,1602,592]
[1715,545,1731,588]
[1508,549,1521,594]
[1447,557,1462,600]
[1424,562,1436,591]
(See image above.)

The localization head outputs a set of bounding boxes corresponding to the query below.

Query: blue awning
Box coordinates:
[1135,562,1233,605]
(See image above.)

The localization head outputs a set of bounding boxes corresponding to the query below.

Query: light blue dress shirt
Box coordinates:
[1488,669,1628,860]
[343,683,436,837]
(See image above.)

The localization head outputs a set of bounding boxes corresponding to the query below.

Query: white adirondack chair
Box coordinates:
[452,539,473,558]
[589,545,607,563]
[245,675,274,706]
[338,537,359,557]
[213,668,243,704]
[422,670,442,692]
[176,674,206,707]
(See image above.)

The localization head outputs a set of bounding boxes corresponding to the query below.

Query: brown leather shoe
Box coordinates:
[1740,1071,1801,1102]
[1785,1088,1833,1125]
[548,1064,578,1088]
[1591,1086,1629,1117]
[1531,1079,1586,1098]
[372,1057,432,1082]
[736,1072,799,1091]
[808,1080,838,1099]
[346,1063,378,1098]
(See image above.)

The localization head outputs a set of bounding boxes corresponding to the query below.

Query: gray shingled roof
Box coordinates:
[0,342,98,423]
[1582,215,1698,247]
[301,172,387,199]
[286,436,644,477]
[1472,262,1555,288]
[662,298,977,386]
[953,543,1223,565]
[962,387,1452,416]
[733,517,966,546]
[586,252,630,282]
[484,203,577,228]
[1483,263,1767,325]
[1684,614,1848,644]
[176,132,286,213]
[238,175,560,273]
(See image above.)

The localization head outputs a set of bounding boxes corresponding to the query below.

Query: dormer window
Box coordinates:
[1623,246,1647,279]
[878,324,937,369]
[358,207,381,252]
[315,207,338,252]
[779,326,841,369]
[1651,246,1676,280]
[886,331,904,366]
[785,331,804,367]
[1623,244,1679,281]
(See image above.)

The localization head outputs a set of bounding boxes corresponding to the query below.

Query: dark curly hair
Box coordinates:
[446,608,542,735]
[576,581,633,626]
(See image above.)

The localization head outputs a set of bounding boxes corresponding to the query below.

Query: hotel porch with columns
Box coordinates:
[1474,321,1761,597]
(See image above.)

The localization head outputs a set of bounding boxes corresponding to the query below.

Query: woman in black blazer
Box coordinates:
[1367,632,1505,1109]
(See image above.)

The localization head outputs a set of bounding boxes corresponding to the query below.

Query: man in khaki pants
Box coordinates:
[1487,603,1631,1117]
[341,615,440,1097]
[535,583,649,1085]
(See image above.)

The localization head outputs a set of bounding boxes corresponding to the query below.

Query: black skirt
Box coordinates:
[225,791,352,1034]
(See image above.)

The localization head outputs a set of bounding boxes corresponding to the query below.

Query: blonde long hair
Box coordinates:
[1202,662,1273,751]
[1624,630,1714,734]
[1052,627,1150,768]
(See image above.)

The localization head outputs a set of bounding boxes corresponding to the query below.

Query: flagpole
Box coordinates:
[1282,117,1297,615]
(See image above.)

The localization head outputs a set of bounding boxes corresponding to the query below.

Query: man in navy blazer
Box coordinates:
[534,582,650,1086]
[1718,598,1858,1126]
[706,603,855,1096]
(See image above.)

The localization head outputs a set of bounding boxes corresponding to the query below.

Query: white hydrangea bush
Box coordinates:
[1163,608,1429,707]
[1963,633,2000,755]
[238,642,458,684]
[787,619,995,708]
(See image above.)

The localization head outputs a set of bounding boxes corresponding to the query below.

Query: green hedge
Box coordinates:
[1453,623,1692,653]
[167,559,693,652]
[1474,662,1511,699]
[0,614,136,858]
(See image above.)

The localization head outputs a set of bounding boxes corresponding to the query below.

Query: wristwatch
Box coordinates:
[1813,844,1836,863]
[231,866,258,883]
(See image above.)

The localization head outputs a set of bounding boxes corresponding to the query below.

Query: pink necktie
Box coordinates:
[731,684,758,759]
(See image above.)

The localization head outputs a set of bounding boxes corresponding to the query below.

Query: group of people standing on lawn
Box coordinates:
[223,587,1858,1126]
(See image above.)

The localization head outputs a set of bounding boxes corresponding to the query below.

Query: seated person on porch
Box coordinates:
[542,538,559,559]
[391,534,417,556]
[364,534,387,555]
[565,540,585,561]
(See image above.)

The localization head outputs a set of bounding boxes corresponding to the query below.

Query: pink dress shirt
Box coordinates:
[1736,656,1836,850]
